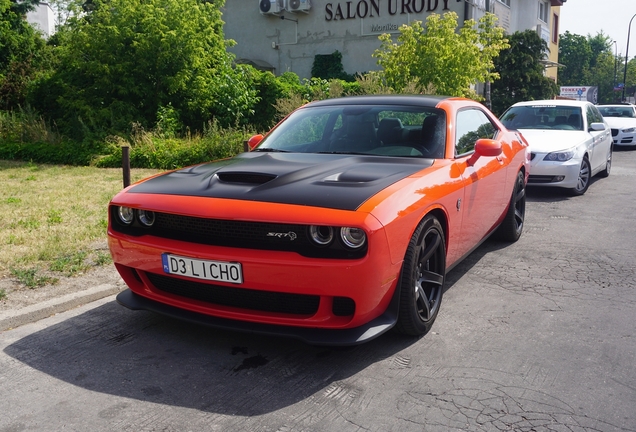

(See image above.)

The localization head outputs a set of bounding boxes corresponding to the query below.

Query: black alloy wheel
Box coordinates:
[495,170,526,242]
[395,214,446,336]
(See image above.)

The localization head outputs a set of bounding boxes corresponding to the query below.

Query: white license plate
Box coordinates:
[161,253,243,284]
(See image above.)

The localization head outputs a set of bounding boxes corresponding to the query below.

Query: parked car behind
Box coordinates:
[500,100,613,196]
[597,104,636,147]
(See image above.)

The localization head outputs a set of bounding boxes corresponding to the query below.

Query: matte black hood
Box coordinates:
[128,152,432,211]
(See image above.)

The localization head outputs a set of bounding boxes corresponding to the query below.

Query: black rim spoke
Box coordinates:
[418,231,441,263]
[414,284,431,320]
[413,229,444,322]
[420,269,444,286]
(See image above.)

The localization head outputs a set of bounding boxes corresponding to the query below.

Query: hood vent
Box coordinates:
[216,172,277,185]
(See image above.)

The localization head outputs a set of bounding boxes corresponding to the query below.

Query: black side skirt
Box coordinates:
[116,289,399,346]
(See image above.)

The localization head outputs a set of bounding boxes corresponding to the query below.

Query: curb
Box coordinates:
[0,284,122,332]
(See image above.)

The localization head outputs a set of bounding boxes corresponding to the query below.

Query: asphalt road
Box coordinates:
[1,148,635,432]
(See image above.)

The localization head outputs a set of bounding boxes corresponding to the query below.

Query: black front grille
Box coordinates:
[110,207,367,259]
[611,128,618,137]
[146,272,320,315]
[154,213,310,251]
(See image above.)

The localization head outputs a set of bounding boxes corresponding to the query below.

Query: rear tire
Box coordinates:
[394,215,446,336]
[495,170,526,242]
[599,145,612,178]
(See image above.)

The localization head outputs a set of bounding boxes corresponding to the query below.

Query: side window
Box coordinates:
[586,105,603,126]
[455,109,497,156]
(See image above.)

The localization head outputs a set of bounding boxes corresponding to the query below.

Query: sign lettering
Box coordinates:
[325,0,461,21]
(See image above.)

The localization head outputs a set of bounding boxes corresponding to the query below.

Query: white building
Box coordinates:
[26,2,55,39]
[222,0,566,80]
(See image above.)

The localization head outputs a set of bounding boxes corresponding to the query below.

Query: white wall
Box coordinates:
[26,2,55,38]
[222,0,467,78]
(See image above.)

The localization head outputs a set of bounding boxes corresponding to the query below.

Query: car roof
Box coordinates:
[510,99,591,108]
[305,95,454,108]
[597,104,636,108]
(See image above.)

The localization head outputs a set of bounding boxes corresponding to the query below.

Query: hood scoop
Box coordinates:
[216,172,277,185]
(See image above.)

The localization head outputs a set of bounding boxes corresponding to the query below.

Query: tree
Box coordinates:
[372,12,509,99]
[558,31,592,86]
[558,31,621,103]
[0,0,47,110]
[490,30,558,115]
[28,0,257,138]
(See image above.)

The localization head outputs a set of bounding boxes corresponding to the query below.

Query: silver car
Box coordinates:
[500,100,613,196]
[597,104,636,147]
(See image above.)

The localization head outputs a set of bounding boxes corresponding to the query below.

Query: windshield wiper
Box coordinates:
[317,151,370,155]
[253,148,290,152]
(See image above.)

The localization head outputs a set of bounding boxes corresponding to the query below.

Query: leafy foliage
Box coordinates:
[311,51,355,82]
[94,121,252,170]
[27,0,257,140]
[558,31,623,103]
[0,0,48,110]
[373,12,508,98]
[491,30,558,115]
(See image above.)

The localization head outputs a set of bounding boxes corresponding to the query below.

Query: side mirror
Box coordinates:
[466,138,502,166]
[589,122,606,132]
[247,134,264,150]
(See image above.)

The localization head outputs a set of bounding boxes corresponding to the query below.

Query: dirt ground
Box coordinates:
[0,265,124,313]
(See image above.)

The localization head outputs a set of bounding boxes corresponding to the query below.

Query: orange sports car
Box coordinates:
[108,95,529,345]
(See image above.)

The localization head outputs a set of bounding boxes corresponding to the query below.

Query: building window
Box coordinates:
[552,13,559,43]
[498,0,511,6]
[539,1,549,23]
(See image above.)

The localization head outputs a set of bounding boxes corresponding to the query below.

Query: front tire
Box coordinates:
[570,157,591,196]
[495,170,526,242]
[394,215,446,336]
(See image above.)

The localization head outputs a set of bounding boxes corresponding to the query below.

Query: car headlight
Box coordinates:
[543,150,575,162]
[309,225,334,246]
[340,227,366,249]
[621,127,636,133]
[138,210,155,227]
[117,206,134,225]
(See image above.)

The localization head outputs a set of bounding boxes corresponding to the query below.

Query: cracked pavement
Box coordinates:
[1,149,635,431]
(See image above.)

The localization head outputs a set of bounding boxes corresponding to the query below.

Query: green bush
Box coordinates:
[311,51,356,82]
[0,109,107,165]
[94,121,252,170]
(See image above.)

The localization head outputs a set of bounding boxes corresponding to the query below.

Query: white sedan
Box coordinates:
[597,104,636,147]
[500,100,613,196]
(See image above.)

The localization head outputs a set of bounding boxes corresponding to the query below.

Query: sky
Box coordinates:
[559,0,636,58]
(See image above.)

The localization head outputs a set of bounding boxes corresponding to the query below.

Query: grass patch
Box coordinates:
[0,160,160,282]
[50,251,90,276]
[10,267,58,288]
[0,289,5,300]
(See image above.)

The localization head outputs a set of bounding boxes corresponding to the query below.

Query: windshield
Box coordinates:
[255,105,447,158]
[500,105,584,131]
[598,106,635,118]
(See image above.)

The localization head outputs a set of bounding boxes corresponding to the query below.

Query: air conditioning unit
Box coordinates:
[286,0,311,13]
[260,0,283,15]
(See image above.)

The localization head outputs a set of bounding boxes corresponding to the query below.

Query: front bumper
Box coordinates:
[611,129,636,146]
[116,289,399,346]
[527,154,582,189]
